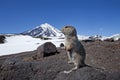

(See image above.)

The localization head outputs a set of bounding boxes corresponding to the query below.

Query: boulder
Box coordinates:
[82,39,95,42]
[37,42,57,59]
[55,67,106,80]
[104,38,114,42]
[0,35,5,43]
[60,43,64,48]
[117,38,120,41]
[55,67,120,80]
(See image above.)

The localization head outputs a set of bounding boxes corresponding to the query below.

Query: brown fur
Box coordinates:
[61,26,86,73]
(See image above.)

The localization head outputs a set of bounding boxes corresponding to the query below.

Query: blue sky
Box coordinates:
[0,0,120,36]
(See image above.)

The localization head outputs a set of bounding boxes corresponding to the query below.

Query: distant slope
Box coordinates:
[109,34,120,40]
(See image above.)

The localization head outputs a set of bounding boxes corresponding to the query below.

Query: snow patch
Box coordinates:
[0,35,64,56]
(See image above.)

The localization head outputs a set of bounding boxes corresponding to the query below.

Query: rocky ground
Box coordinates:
[0,41,120,80]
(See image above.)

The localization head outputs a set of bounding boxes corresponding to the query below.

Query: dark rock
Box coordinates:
[106,72,120,80]
[38,36,51,40]
[55,67,106,80]
[104,38,114,42]
[82,39,95,42]
[0,62,34,80]
[60,43,64,47]
[1,57,22,71]
[0,35,5,43]
[37,42,57,59]
[95,39,102,42]
[117,38,120,42]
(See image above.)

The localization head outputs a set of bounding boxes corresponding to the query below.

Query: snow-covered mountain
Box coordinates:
[88,35,108,41]
[86,34,120,41]
[21,23,64,37]
[77,35,89,40]
[109,34,120,41]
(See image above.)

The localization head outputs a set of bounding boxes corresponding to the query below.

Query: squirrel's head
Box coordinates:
[61,26,77,36]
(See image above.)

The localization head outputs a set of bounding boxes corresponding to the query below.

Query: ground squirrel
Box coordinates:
[61,26,86,73]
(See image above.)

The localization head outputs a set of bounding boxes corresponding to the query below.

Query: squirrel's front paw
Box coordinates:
[68,61,73,64]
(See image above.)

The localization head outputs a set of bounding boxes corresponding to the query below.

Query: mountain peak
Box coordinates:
[41,23,52,27]
[34,23,52,29]
[22,23,64,37]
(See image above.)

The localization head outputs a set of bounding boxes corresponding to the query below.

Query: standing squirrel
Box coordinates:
[61,26,86,73]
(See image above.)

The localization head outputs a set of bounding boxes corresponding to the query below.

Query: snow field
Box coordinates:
[0,35,64,56]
